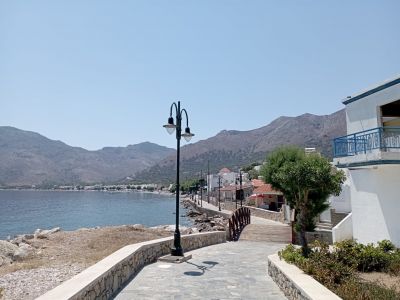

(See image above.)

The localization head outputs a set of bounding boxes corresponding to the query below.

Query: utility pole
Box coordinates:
[235,176,238,210]
[207,160,210,204]
[239,170,243,207]
[200,169,203,207]
[218,175,221,211]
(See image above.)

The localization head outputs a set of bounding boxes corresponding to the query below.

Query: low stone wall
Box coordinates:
[37,231,226,300]
[186,198,232,218]
[305,230,333,245]
[268,254,341,300]
[246,206,285,223]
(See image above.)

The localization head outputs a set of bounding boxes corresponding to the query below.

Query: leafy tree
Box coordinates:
[260,146,345,256]
[180,178,200,192]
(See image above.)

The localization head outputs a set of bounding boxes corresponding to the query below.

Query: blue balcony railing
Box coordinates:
[333,127,400,157]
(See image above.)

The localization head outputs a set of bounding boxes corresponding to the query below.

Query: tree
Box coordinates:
[260,146,345,256]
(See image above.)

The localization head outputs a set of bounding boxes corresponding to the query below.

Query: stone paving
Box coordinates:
[115,201,291,300]
[115,241,288,300]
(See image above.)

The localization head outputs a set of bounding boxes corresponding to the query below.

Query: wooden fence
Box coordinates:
[228,207,251,241]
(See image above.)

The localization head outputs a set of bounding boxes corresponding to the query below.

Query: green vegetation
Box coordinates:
[0,287,3,299]
[260,146,345,256]
[279,240,400,300]
[169,178,200,193]
[241,162,261,179]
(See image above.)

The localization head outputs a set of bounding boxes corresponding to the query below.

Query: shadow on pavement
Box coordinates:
[183,260,219,276]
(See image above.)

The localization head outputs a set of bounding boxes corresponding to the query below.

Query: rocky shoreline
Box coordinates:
[183,199,228,232]
[0,200,228,300]
[0,225,171,300]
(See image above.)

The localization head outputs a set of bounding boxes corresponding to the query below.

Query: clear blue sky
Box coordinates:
[1,1,399,150]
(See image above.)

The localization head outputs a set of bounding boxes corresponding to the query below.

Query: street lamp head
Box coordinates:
[181,127,194,142]
[163,117,176,135]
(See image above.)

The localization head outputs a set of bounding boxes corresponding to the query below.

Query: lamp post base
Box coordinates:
[171,247,184,257]
[159,254,192,264]
[171,230,184,256]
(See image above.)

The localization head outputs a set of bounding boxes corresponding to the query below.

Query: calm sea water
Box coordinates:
[0,190,192,239]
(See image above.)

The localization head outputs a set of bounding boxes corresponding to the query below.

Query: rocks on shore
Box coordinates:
[0,227,62,266]
[34,227,61,239]
[185,207,228,232]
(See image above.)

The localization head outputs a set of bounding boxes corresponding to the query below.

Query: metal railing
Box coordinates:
[228,207,251,241]
[333,126,400,157]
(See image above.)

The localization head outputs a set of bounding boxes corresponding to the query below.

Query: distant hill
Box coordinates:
[133,109,346,183]
[0,127,174,187]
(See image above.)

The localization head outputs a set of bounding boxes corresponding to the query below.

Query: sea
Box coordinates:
[0,190,192,239]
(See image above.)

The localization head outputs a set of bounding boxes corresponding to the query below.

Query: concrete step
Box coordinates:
[239,224,291,243]
[315,222,332,231]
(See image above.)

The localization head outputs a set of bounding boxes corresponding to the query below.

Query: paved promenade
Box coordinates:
[115,240,288,300]
[115,200,291,299]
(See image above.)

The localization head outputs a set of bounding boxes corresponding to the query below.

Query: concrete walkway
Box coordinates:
[189,198,292,244]
[115,241,288,300]
[115,200,291,299]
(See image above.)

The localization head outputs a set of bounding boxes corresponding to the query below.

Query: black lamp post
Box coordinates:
[163,101,194,257]
[218,175,221,211]
[239,169,243,207]
[199,170,204,208]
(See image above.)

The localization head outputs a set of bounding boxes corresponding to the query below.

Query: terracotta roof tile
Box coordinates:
[219,167,232,174]
[253,184,282,195]
[251,179,264,188]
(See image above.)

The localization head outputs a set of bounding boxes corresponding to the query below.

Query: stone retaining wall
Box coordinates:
[189,202,232,219]
[246,206,285,223]
[268,254,341,300]
[189,198,285,224]
[37,231,226,300]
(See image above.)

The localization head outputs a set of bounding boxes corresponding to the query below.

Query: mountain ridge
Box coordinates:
[133,109,346,183]
[0,109,346,186]
[0,126,174,187]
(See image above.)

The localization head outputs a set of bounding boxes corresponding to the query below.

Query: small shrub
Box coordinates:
[278,244,306,266]
[280,240,400,299]
[337,279,400,300]
[386,251,400,275]
[334,239,363,268]
[378,240,396,253]
[357,243,391,272]
[334,240,392,272]
[307,241,354,286]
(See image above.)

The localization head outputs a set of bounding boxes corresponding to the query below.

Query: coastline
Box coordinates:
[0,197,226,300]
[0,224,175,300]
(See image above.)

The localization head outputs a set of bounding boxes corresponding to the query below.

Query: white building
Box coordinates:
[332,75,400,246]
[207,167,238,191]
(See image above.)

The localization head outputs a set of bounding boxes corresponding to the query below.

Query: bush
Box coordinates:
[279,242,354,286]
[334,240,391,272]
[307,241,353,286]
[357,244,391,272]
[279,244,306,266]
[279,240,400,300]
[333,239,362,269]
[378,240,396,253]
[337,280,400,300]
[386,251,400,275]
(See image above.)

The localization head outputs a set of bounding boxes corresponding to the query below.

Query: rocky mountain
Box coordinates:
[0,127,174,187]
[133,109,346,183]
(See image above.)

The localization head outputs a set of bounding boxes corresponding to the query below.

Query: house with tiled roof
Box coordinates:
[218,167,232,174]
[220,184,253,202]
[249,183,284,211]
[251,179,264,188]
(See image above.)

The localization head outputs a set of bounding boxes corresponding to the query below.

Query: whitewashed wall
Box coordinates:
[329,169,352,213]
[349,164,400,246]
[332,213,353,243]
[345,80,400,134]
